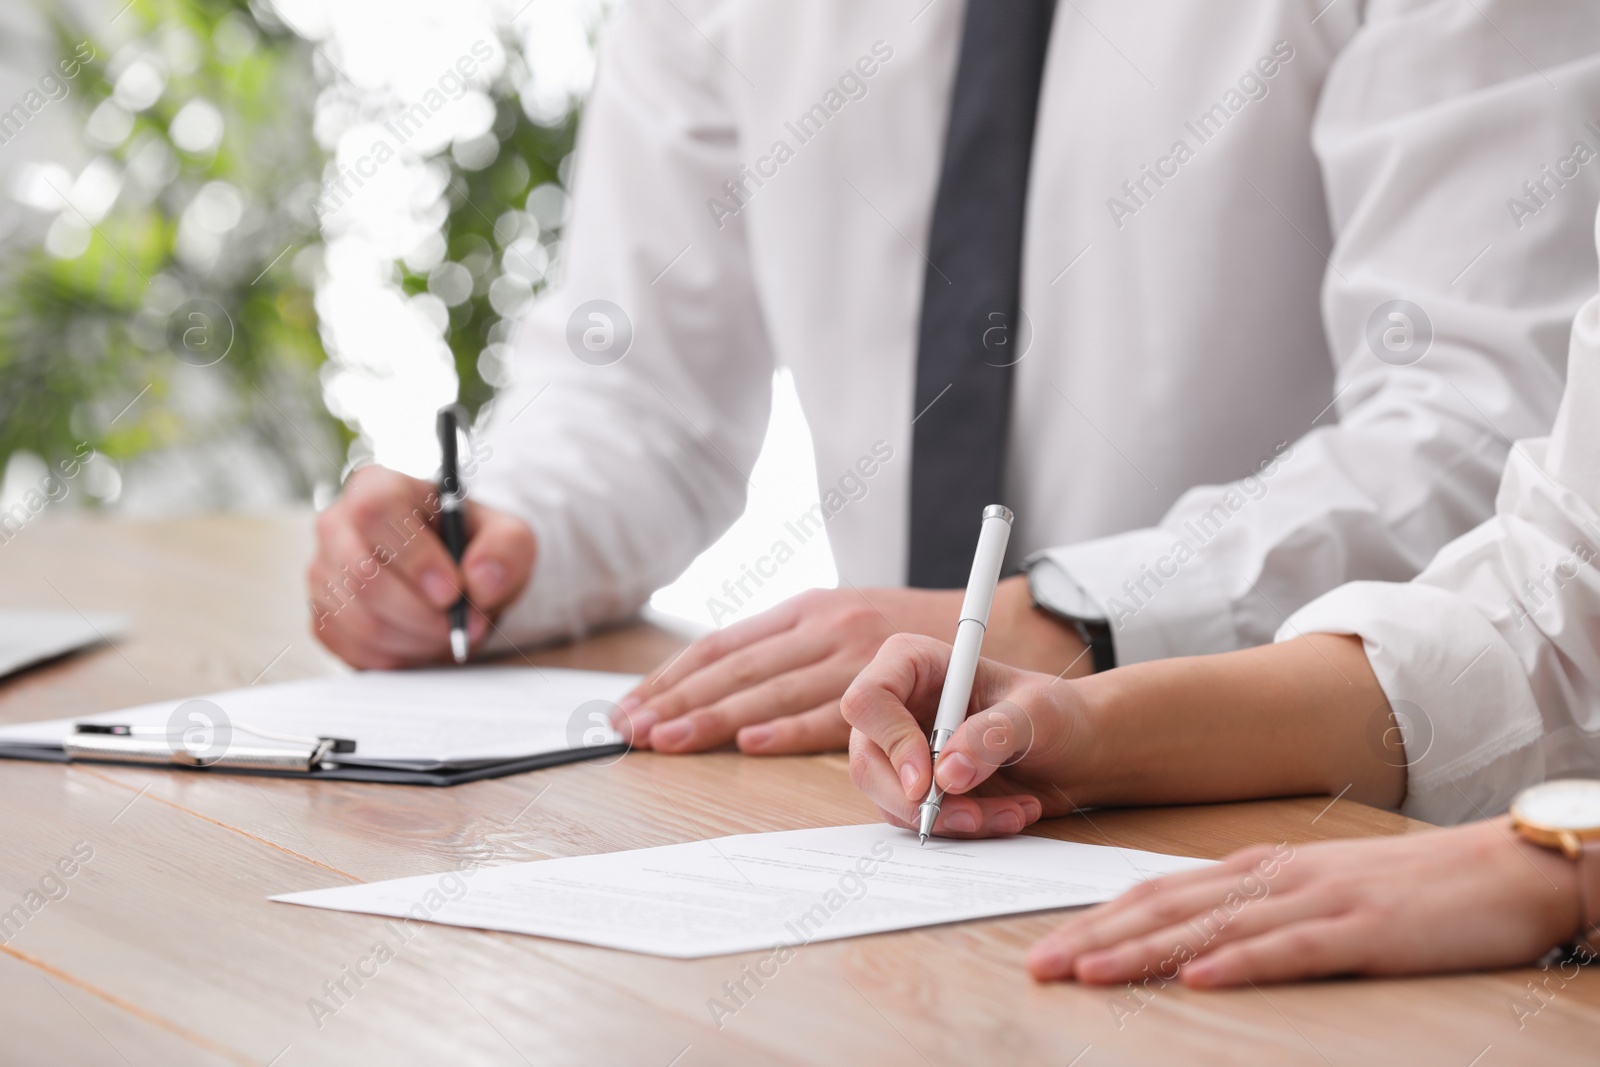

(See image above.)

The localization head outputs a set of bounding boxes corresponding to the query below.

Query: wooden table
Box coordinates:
[1,514,1595,1066]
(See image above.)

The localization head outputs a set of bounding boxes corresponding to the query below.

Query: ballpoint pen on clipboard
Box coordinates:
[66,722,356,772]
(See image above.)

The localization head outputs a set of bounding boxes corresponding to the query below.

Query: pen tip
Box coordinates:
[918,833,927,847]
[450,630,469,664]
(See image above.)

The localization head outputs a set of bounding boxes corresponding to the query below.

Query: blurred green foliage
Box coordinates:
[0,0,340,502]
[0,1,580,504]
[400,39,577,421]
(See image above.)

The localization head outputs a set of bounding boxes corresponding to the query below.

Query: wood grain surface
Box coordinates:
[0,513,1595,1066]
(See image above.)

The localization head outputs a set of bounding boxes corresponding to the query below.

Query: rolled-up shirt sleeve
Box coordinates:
[1283,281,1600,826]
[1030,2,1600,666]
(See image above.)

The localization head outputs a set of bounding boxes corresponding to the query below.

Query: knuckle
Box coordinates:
[313,507,339,542]
[725,656,765,690]
[346,492,389,532]
[690,706,726,736]
[649,691,684,718]
[319,629,372,668]
[1146,894,1191,925]
[795,588,833,613]
[502,521,536,564]
[847,750,871,789]
[340,607,383,645]
[694,629,727,662]
[840,608,887,641]
[1280,927,1324,960]
[838,686,871,727]
[1232,844,1278,870]
[763,672,799,705]
[837,602,873,626]
[1360,896,1397,929]
[1320,874,1362,907]
[887,735,925,770]
[310,614,338,647]
[876,632,921,662]
[1014,683,1052,713]
[344,465,383,491]
[1123,879,1162,903]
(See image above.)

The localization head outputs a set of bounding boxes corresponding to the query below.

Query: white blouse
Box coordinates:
[1286,210,1600,825]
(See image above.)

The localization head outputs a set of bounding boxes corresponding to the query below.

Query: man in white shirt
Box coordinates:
[844,204,1600,984]
[308,0,1600,756]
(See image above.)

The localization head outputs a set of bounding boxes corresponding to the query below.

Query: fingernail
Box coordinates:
[1028,947,1070,978]
[1022,798,1043,822]
[944,809,977,833]
[468,559,507,597]
[623,709,658,741]
[610,697,642,728]
[899,763,919,794]
[652,718,691,748]
[740,725,774,752]
[1077,950,1116,981]
[935,752,978,792]
[420,569,456,608]
[992,810,1023,835]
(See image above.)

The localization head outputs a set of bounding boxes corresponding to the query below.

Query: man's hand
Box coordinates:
[614,576,1088,756]
[307,466,537,668]
[842,633,1088,838]
[1026,817,1584,988]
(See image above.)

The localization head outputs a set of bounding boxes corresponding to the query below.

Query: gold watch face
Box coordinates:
[1513,779,1600,833]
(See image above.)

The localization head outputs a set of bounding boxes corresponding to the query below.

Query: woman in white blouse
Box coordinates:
[844,212,1600,985]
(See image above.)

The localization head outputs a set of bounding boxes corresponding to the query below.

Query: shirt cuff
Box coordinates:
[1026,528,1237,665]
[467,487,594,655]
[1280,581,1547,825]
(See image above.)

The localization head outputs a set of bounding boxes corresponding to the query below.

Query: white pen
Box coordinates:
[918,504,1013,845]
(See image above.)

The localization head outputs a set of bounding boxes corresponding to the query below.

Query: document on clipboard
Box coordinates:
[0,666,636,785]
[0,609,129,680]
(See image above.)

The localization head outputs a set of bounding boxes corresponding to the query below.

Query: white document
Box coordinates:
[0,666,634,766]
[0,609,128,680]
[272,824,1211,958]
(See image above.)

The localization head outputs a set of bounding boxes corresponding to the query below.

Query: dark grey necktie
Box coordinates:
[908,0,1056,588]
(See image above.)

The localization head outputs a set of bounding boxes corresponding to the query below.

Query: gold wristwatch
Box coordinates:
[1511,779,1600,953]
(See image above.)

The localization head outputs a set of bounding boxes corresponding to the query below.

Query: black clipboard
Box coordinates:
[0,727,628,786]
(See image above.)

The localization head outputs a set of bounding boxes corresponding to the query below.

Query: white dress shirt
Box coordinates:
[476,0,1600,659]
[1286,208,1600,826]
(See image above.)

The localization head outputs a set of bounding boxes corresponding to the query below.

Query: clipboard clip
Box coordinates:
[66,723,357,773]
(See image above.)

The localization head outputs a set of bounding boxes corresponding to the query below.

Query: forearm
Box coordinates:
[1072,634,1404,809]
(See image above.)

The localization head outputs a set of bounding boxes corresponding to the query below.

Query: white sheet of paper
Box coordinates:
[0,666,634,765]
[0,609,128,680]
[272,824,1212,958]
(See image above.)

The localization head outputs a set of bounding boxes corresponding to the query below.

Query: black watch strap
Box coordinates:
[1075,618,1116,674]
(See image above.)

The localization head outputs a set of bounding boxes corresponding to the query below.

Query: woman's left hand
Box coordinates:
[1027,817,1585,988]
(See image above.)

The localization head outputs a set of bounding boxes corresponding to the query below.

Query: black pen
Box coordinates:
[436,405,471,663]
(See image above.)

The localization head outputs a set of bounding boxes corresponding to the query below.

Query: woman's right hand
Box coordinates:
[840,633,1091,839]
